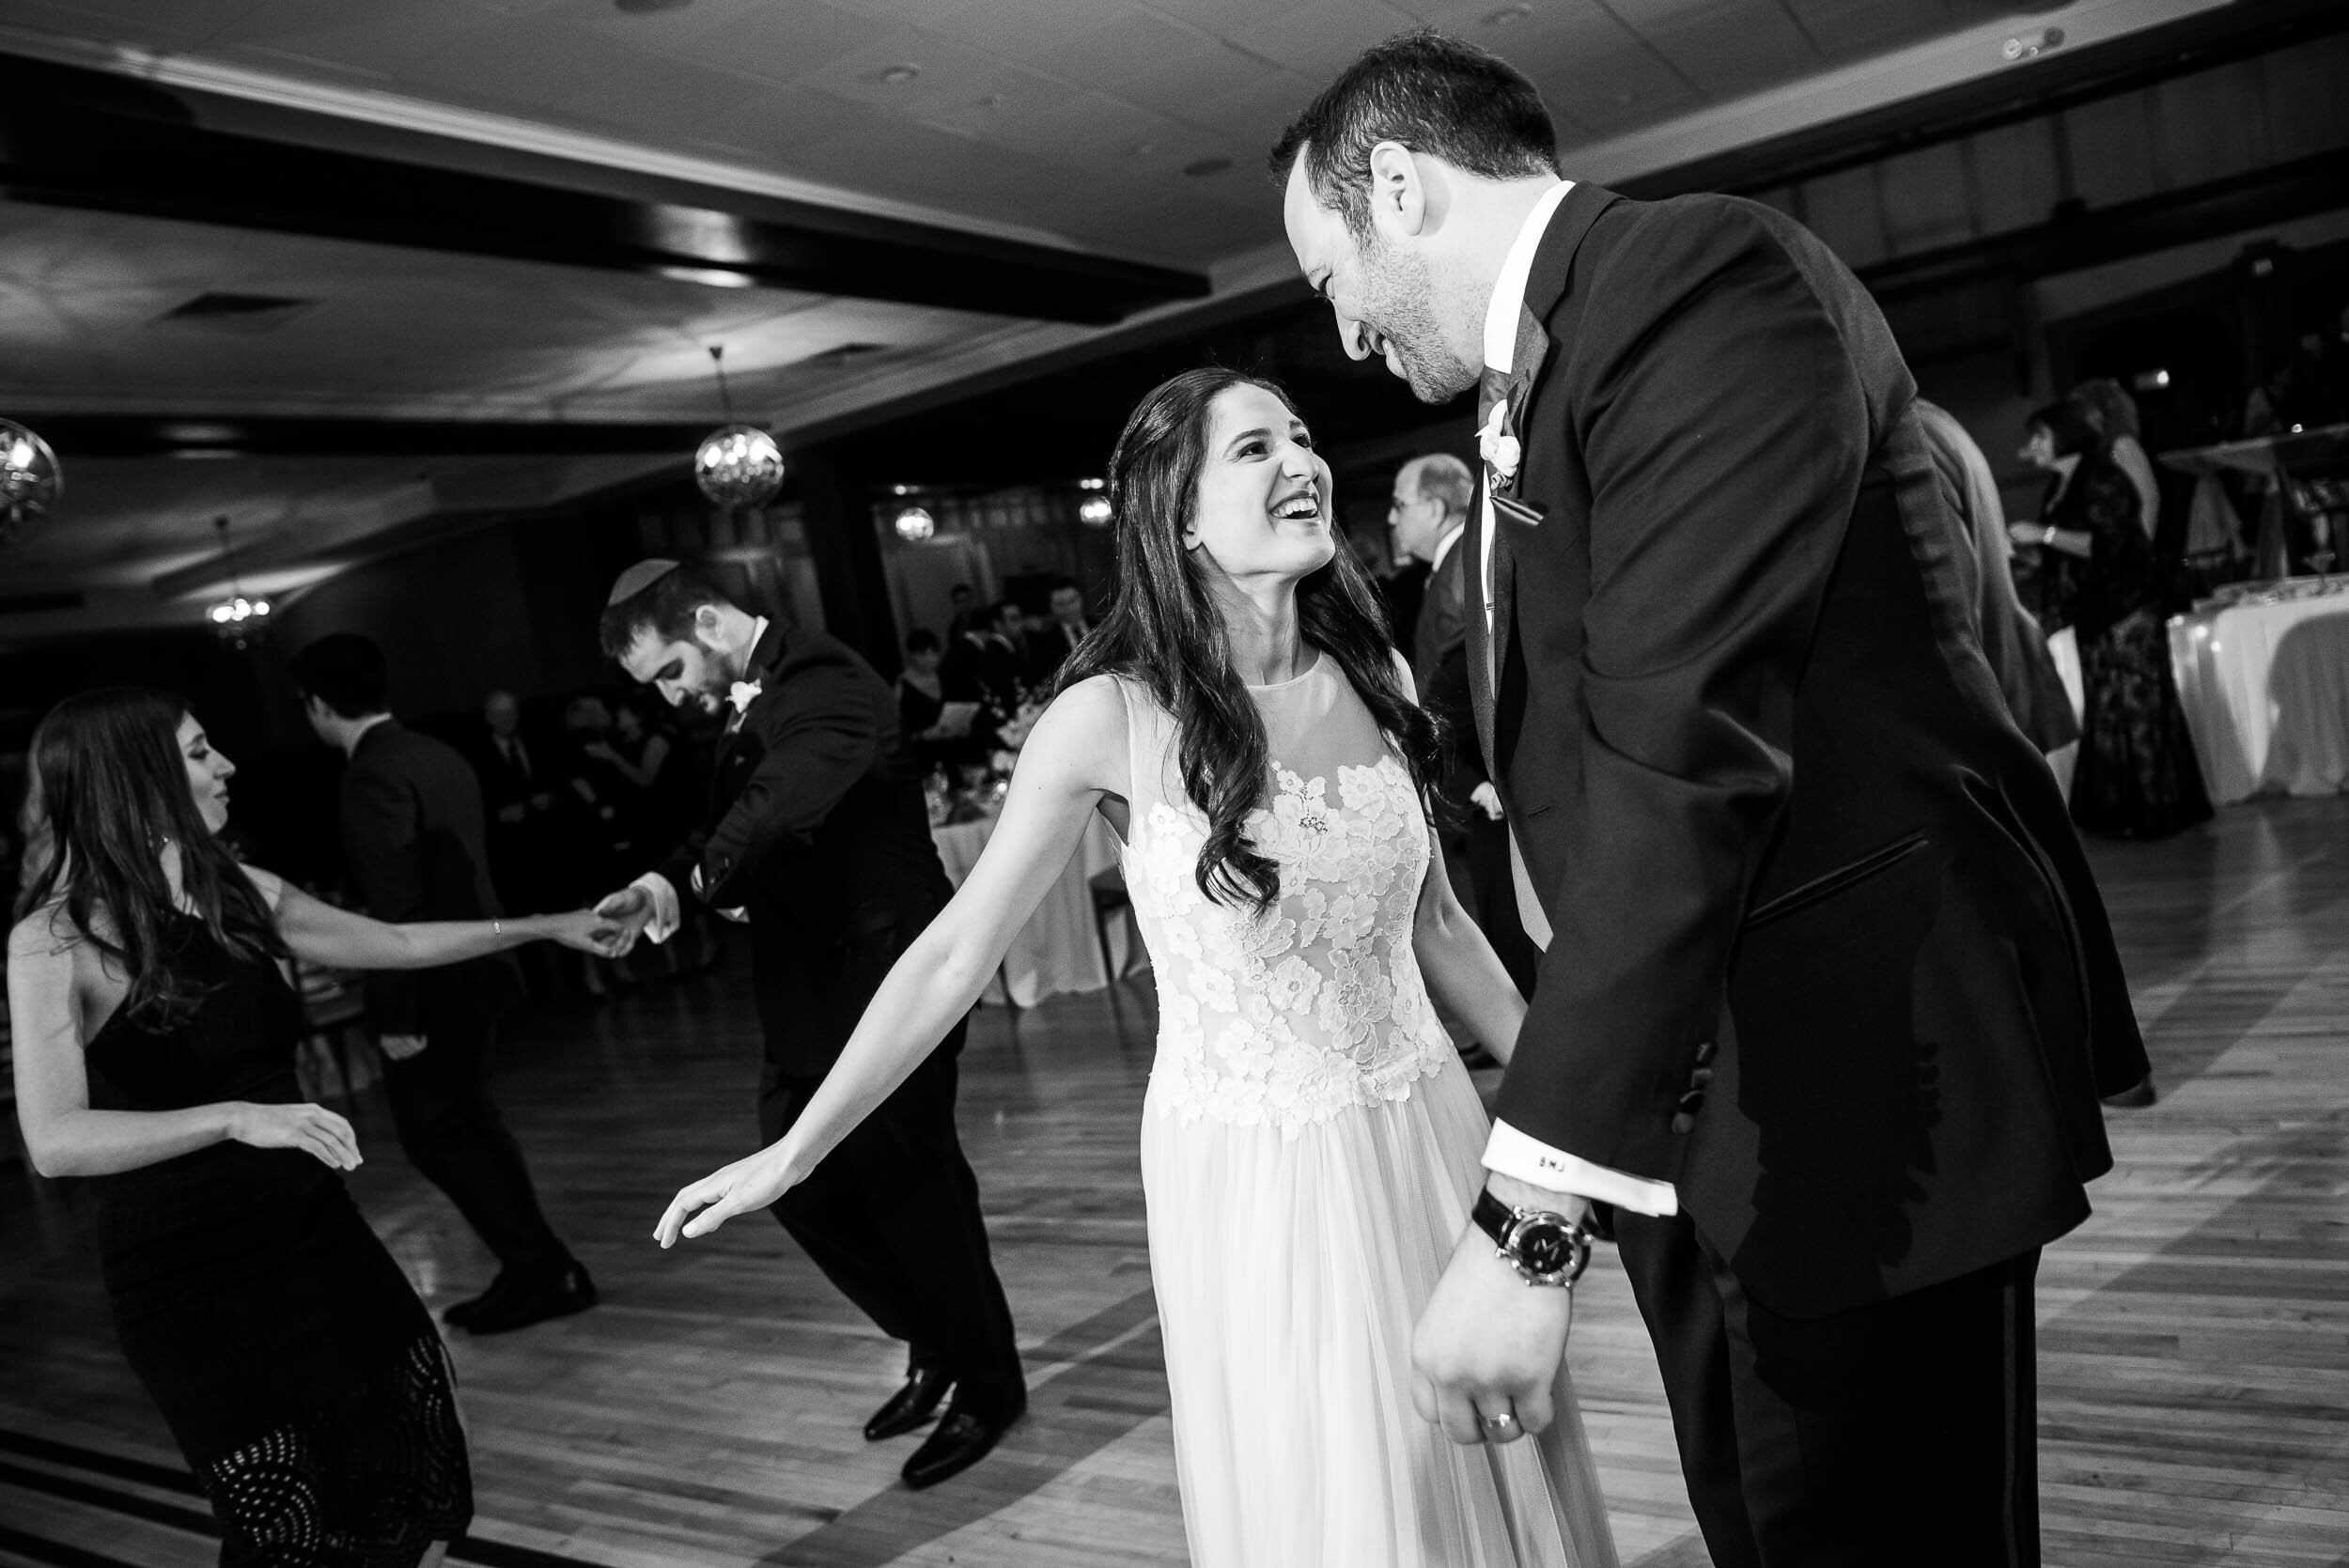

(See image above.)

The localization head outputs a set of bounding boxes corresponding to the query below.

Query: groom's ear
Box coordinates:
[1366,141,1430,241]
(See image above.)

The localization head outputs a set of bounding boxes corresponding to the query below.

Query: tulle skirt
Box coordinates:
[1140,1054,1618,1568]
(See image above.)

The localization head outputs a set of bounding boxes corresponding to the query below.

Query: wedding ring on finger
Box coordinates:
[1478,1408,1520,1444]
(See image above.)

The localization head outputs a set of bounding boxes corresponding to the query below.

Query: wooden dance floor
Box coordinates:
[4,797,2346,1568]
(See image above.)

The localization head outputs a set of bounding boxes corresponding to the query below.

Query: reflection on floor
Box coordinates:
[3,798,2345,1568]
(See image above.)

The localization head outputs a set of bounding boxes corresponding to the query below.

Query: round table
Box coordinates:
[930,812,1135,1006]
[2167,580,2349,804]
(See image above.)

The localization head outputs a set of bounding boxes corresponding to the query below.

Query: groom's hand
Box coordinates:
[1411,1182,1587,1447]
[594,886,652,956]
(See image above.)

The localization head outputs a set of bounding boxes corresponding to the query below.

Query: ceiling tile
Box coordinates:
[205,0,523,79]
[1034,9,1251,119]
[0,0,272,48]
[644,0,883,87]
[830,0,1133,55]
[1780,0,1951,61]
[783,24,1033,116]
[1223,0,1425,79]
[1602,0,1822,96]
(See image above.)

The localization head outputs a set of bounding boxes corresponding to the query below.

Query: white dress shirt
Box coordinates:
[1474,181,1679,1219]
[629,616,767,941]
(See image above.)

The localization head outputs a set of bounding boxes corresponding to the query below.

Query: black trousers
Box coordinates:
[760,1031,1025,1420]
[381,1021,571,1279]
[1615,1210,2041,1568]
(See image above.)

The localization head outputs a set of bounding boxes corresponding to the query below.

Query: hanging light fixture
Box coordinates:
[693,345,786,508]
[203,515,272,647]
[0,416,62,548]
[893,504,936,542]
[1078,495,1112,526]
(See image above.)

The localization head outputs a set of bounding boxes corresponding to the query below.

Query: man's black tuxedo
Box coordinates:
[654,621,1023,1417]
[1408,541,1469,696]
[1467,184,2143,1562]
[340,721,569,1279]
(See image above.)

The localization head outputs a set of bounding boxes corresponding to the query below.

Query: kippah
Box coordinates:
[606,559,679,605]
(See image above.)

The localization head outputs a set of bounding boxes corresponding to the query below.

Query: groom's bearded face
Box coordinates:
[617,625,733,716]
[1283,156,1480,406]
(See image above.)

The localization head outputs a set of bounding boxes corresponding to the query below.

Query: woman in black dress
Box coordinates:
[2013,402,2213,839]
[6,688,617,1566]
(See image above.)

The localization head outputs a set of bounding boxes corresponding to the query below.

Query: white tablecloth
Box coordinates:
[931,813,1135,1006]
[2167,582,2349,804]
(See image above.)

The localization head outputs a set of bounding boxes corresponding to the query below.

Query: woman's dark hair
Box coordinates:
[598,564,738,660]
[2028,400,2104,460]
[14,688,283,1029]
[1060,367,1443,912]
[1271,28,1558,239]
[2068,378,2141,442]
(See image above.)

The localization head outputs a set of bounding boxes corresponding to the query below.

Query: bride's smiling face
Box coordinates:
[1182,383,1335,587]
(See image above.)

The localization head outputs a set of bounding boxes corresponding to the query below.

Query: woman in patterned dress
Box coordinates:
[655,369,1618,1566]
[8,688,616,1565]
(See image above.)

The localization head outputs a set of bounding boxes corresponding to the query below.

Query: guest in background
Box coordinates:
[559,692,637,999]
[942,599,1029,722]
[2015,404,2213,841]
[2070,379,2160,541]
[943,582,979,643]
[1914,399,2081,777]
[473,690,553,908]
[593,562,1026,1489]
[1389,455,1472,691]
[8,689,614,1564]
[290,636,596,1333]
[895,629,980,777]
[1391,451,1535,1038]
[1029,579,1093,688]
[603,692,714,978]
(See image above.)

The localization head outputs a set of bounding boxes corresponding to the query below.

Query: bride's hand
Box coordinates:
[655,1144,801,1248]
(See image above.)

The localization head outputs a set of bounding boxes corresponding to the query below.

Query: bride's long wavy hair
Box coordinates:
[15,688,282,1029]
[1059,366,1442,912]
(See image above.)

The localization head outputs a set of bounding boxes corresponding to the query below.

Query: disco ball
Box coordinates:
[694,424,785,507]
[0,418,62,547]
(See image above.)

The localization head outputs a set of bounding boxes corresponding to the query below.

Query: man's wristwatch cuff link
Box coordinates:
[1471,1188,1595,1288]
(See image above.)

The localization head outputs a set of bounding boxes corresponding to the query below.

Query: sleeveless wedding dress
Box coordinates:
[1112,653,1617,1568]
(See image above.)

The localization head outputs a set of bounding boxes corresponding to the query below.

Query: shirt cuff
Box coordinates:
[1483,1119,1679,1217]
[630,871,681,944]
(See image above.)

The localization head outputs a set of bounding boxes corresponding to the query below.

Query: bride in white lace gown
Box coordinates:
[653,369,1618,1568]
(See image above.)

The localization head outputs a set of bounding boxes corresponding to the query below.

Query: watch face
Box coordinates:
[1513,1219,1578,1278]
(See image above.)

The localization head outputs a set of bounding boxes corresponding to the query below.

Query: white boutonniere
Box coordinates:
[1477,400,1520,488]
[727,679,763,713]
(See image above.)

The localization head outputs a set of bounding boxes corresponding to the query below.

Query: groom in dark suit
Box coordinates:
[593,562,1025,1490]
[1279,34,2144,1566]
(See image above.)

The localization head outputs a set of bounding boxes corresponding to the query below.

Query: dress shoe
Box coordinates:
[864,1364,954,1441]
[901,1398,1022,1490]
[459,1263,598,1334]
[2101,1073,2158,1109]
[441,1272,513,1329]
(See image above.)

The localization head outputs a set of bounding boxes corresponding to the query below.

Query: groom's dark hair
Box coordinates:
[1271,29,1558,240]
[599,564,737,659]
[288,633,390,719]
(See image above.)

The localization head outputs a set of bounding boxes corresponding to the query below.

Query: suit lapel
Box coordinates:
[1481,183,1620,777]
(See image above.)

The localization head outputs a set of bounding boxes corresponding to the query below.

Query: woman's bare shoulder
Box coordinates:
[1025,675,1131,792]
[8,899,82,964]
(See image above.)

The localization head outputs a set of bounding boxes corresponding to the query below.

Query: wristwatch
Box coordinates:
[1471,1188,1595,1288]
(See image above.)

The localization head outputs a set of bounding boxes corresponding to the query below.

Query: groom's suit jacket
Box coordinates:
[1470,184,2146,1317]
[654,620,955,1077]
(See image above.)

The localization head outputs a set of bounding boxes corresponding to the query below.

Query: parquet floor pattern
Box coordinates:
[2,798,2343,1567]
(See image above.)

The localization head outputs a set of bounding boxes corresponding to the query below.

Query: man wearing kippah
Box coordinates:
[594,562,1026,1489]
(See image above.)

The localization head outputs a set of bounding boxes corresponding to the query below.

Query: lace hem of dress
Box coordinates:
[201,1332,473,1568]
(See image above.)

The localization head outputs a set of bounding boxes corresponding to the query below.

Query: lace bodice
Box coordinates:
[1116,655,1453,1136]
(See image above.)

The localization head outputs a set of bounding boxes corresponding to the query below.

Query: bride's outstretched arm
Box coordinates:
[655,675,1128,1248]
[1412,831,1528,1065]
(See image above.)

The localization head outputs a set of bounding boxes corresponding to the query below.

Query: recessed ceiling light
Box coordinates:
[614,0,692,13]
[973,93,1006,110]
[871,63,921,85]
[1484,4,1532,24]
[1183,156,1233,178]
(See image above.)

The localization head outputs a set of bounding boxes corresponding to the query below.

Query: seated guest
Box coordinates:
[2014,402,2213,841]
[941,599,1027,722]
[895,629,981,776]
[942,582,978,643]
[1027,579,1092,688]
